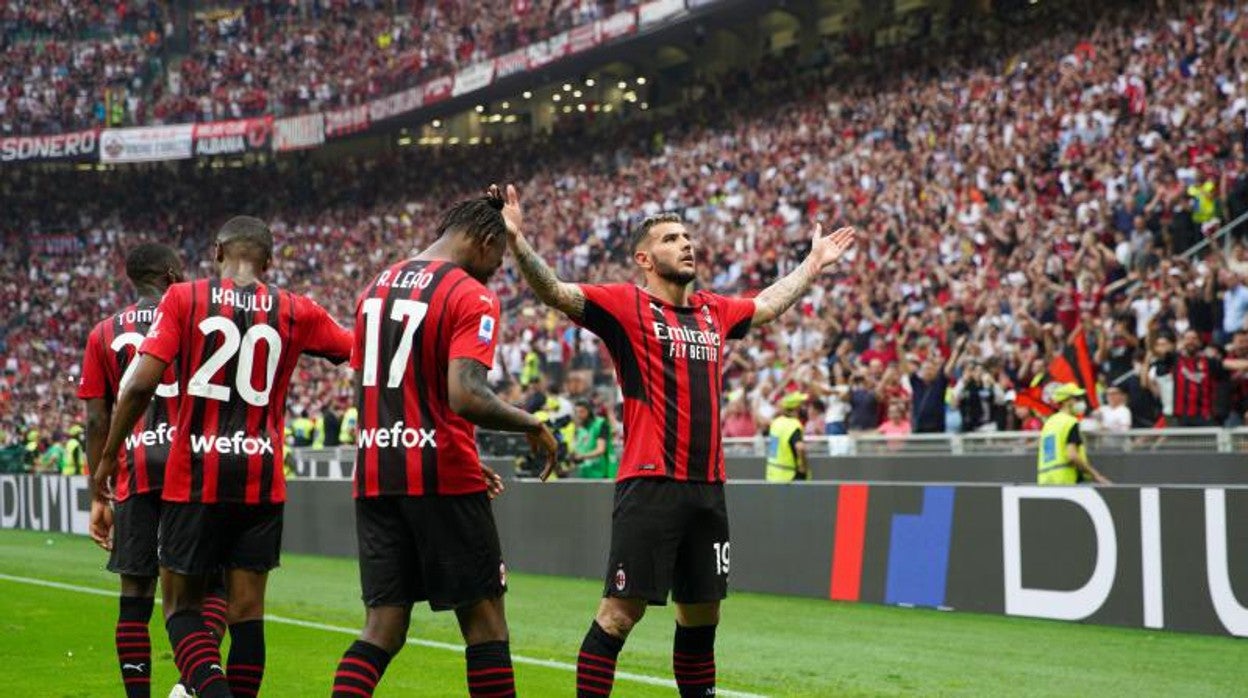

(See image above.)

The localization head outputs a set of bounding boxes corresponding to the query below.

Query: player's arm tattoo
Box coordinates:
[449,358,541,433]
[510,234,586,320]
[751,258,818,327]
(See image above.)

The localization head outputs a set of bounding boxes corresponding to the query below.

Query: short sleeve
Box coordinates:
[575,283,635,336]
[139,286,184,364]
[298,295,352,364]
[1067,422,1083,446]
[76,326,109,400]
[448,286,502,367]
[715,294,757,340]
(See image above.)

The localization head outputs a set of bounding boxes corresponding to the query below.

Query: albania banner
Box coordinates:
[193,117,274,156]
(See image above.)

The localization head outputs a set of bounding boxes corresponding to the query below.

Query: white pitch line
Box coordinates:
[0,572,767,698]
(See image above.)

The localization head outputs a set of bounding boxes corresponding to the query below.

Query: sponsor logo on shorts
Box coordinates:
[189,431,274,456]
[499,561,507,588]
[614,567,627,592]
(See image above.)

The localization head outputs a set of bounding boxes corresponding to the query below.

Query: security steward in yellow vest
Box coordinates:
[292,411,315,447]
[63,424,86,476]
[339,406,359,445]
[1037,384,1112,485]
[767,392,809,482]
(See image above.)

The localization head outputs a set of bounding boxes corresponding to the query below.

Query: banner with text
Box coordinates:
[193,116,273,157]
[99,125,194,163]
[273,113,325,151]
[1,130,98,163]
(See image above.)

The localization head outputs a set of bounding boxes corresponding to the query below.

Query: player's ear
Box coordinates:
[633,248,651,271]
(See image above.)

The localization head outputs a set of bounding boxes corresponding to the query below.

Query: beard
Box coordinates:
[654,259,696,286]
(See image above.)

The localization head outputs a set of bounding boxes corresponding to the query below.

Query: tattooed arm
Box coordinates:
[510,232,587,320]
[449,358,543,433]
[751,224,857,328]
[495,183,586,320]
[448,357,560,479]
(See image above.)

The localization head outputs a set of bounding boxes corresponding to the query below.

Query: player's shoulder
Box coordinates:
[582,282,639,303]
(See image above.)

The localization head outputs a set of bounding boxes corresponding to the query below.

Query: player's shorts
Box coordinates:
[356,493,506,611]
[107,491,162,577]
[159,502,283,576]
[603,478,730,605]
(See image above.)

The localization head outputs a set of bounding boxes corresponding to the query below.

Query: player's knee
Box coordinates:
[597,601,645,638]
[457,598,509,645]
[362,607,411,655]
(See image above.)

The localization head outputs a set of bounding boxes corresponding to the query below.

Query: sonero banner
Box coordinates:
[1,130,97,163]
[99,125,195,163]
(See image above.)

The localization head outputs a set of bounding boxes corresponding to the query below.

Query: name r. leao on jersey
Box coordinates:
[189,431,274,455]
[210,286,273,312]
[124,422,176,451]
[374,268,436,290]
[654,320,721,361]
[357,422,438,449]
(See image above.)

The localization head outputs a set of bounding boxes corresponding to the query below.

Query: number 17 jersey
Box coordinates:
[140,278,352,504]
[351,260,501,498]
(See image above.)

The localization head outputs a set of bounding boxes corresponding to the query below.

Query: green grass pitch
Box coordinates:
[0,528,1241,696]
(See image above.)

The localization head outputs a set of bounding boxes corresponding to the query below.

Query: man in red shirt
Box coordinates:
[79,242,223,698]
[330,193,557,698]
[502,184,854,697]
[94,217,353,698]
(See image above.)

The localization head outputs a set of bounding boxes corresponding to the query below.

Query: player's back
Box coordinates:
[78,298,179,500]
[352,259,501,498]
[141,277,351,504]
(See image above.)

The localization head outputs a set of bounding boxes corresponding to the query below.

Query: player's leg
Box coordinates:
[455,596,514,698]
[669,483,731,698]
[577,479,680,697]
[220,502,284,698]
[201,570,229,640]
[159,502,230,698]
[425,492,514,698]
[332,497,417,697]
[109,493,161,697]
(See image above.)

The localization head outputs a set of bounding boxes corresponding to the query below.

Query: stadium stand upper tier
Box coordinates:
[4,0,1248,470]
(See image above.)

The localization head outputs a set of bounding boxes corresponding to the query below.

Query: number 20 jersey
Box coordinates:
[140,278,352,504]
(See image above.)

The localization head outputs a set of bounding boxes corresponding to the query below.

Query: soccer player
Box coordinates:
[80,243,228,698]
[330,193,557,698]
[501,184,854,697]
[93,217,353,698]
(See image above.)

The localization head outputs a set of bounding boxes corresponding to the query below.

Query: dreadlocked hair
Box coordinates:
[436,196,507,243]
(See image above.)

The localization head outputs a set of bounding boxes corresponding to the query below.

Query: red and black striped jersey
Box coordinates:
[351,259,501,498]
[573,284,755,483]
[77,298,180,501]
[140,278,351,504]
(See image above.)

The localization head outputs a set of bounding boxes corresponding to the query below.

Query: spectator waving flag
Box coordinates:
[1016,327,1100,417]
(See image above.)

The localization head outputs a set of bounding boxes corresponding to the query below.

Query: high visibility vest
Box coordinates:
[312,416,326,449]
[1037,412,1086,485]
[1188,182,1216,224]
[292,417,314,445]
[63,438,84,476]
[340,407,359,445]
[574,418,609,478]
[766,416,804,482]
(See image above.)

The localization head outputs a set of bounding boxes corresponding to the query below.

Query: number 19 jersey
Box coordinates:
[351,260,501,498]
[140,278,352,504]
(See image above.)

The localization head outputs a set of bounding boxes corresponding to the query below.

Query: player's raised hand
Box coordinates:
[481,464,506,500]
[807,224,856,271]
[526,423,560,481]
[89,499,114,551]
[489,183,525,242]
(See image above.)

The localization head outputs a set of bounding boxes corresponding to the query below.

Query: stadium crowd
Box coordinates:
[5,0,1248,473]
[0,0,168,136]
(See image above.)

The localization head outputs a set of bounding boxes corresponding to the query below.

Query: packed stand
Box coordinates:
[156,0,637,123]
[6,0,1248,474]
[0,1,168,135]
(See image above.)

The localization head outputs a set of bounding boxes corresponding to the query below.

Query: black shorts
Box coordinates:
[159,502,283,576]
[356,494,505,611]
[604,478,730,605]
[108,491,162,577]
